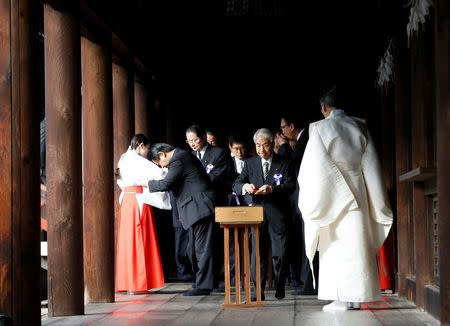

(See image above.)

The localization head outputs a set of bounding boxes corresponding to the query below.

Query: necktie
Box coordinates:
[263,161,269,180]
[197,151,202,160]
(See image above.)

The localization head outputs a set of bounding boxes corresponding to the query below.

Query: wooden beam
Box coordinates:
[0,0,41,324]
[399,167,437,182]
[434,0,450,323]
[44,3,84,316]
[81,36,115,303]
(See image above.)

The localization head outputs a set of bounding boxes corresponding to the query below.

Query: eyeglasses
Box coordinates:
[186,138,201,145]
[280,124,288,130]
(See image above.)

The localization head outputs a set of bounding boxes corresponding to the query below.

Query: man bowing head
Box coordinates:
[145,143,216,296]
[232,128,295,301]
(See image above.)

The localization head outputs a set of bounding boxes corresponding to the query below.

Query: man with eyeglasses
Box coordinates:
[275,112,318,296]
[185,124,233,292]
[232,128,295,301]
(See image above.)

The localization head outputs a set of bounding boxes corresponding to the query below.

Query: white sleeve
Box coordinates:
[141,159,172,209]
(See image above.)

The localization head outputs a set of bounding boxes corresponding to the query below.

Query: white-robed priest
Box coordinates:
[298,84,393,311]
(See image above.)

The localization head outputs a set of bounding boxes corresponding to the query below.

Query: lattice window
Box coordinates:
[226,0,249,16]
[431,196,439,286]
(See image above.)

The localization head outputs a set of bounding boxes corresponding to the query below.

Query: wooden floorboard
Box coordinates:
[41,283,440,326]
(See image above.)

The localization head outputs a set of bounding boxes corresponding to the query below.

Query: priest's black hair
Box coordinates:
[319,83,338,108]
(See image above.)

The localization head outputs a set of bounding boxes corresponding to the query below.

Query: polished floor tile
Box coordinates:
[42,283,440,326]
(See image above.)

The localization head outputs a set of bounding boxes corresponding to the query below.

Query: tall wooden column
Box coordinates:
[44,3,84,316]
[113,62,134,253]
[434,0,450,323]
[81,36,115,303]
[134,78,150,137]
[410,30,435,310]
[0,0,41,324]
[394,43,412,299]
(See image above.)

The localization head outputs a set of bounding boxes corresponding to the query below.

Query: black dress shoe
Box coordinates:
[213,287,225,293]
[192,283,197,288]
[250,292,265,301]
[275,287,285,300]
[182,288,211,296]
[291,289,317,296]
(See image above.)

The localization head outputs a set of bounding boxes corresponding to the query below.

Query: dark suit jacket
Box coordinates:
[228,156,251,206]
[277,128,309,214]
[169,190,182,228]
[148,148,215,230]
[194,145,233,205]
[232,153,295,234]
[277,128,309,176]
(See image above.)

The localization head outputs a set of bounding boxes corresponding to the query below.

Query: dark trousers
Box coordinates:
[300,216,319,292]
[251,222,287,295]
[174,227,193,280]
[286,213,302,284]
[188,217,214,290]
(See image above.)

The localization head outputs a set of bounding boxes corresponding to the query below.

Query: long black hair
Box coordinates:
[130,134,149,149]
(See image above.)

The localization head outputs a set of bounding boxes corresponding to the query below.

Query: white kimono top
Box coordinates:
[117,149,171,213]
[298,110,393,302]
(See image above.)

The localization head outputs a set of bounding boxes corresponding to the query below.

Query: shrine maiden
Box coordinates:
[115,134,171,293]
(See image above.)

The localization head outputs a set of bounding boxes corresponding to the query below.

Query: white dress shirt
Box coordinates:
[196,144,208,160]
[235,157,245,174]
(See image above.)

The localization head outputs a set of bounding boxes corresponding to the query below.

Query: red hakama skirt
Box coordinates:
[115,186,165,292]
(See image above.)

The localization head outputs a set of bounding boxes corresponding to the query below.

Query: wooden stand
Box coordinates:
[216,207,266,308]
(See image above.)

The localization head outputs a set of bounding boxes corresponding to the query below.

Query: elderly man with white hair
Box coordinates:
[232,128,296,301]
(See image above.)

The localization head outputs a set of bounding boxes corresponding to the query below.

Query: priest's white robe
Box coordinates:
[298,111,393,303]
[117,149,171,212]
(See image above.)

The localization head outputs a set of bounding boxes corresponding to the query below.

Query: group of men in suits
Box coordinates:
[145,120,316,300]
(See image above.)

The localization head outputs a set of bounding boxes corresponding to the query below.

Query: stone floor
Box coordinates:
[42,283,440,326]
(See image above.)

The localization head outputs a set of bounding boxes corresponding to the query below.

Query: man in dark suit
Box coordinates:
[228,133,251,206]
[145,143,215,296]
[233,128,295,301]
[186,124,232,207]
[186,125,233,291]
[169,190,194,282]
[275,112,318,296]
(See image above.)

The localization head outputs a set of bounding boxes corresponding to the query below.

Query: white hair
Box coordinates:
[253,128,274,143]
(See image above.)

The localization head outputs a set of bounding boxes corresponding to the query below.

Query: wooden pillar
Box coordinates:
[380,88,396,290]
[0,0,41,324]
[434,0,450,323]
[410,28,435,310]
[44,3,84,316]
[81,36,115,303]
[394,43,412,298]
[134,78,149,138]
[113,62,134,254]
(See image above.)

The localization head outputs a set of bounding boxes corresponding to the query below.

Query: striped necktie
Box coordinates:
[263,161,269,180]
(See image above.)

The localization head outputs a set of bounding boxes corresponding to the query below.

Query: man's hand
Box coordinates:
[275,132,287,148]
[254,184,272,195]
[243,183,256,194]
